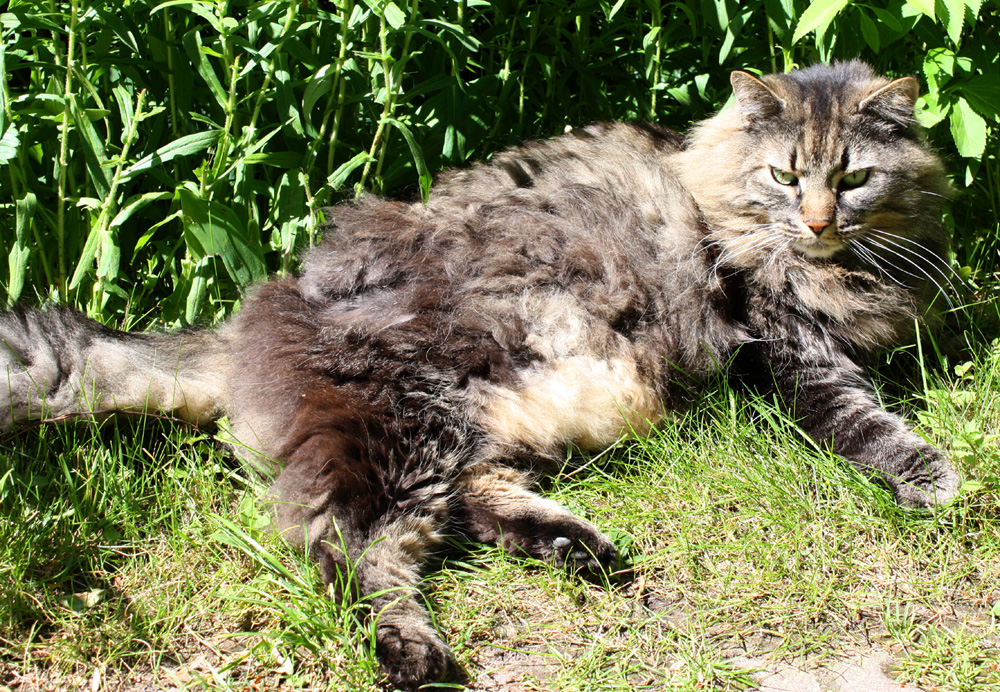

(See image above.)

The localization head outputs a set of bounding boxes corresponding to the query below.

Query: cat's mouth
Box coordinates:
[793,236,846,259]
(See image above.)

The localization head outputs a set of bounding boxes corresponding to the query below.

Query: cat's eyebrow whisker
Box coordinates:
[861,236,956,310]
[918,190,949,199]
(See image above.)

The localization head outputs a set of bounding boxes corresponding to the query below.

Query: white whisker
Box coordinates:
[866,227,966,286]
[860,236,955,310]
[702,231,782,282]
[847,240,909,288]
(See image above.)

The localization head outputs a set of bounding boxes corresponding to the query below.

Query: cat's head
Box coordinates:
[679,61,950,282]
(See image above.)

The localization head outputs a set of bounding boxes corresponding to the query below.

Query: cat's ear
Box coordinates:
[858,77,919,132]
[730,71,784,125]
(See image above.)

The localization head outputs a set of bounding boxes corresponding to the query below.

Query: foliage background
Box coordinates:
[1,0,998,328]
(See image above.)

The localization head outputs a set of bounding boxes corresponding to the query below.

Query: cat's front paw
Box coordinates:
[890,450,960,509]
[376,620,455,691]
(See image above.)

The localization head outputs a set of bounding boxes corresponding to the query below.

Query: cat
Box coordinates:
[0,61,960,689]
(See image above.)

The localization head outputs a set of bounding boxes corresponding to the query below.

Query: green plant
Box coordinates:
[2,0,996,326]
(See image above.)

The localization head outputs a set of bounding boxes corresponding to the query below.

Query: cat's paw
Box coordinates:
[503,512,618,573]
[376,620,455,691]
[891,453,961,509]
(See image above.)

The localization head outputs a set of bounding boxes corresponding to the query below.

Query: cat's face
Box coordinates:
[680,62,950,278]
[734,66,939,262]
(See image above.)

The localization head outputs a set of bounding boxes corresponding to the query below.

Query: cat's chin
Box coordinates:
[793,239,845,259]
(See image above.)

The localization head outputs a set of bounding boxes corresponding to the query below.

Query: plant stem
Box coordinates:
[650,0,662,118]
[56,0,79,298]
[372,0,419,185]
[326,0,356,178]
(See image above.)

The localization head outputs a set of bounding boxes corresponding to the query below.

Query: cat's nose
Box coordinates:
[804,219,831,235]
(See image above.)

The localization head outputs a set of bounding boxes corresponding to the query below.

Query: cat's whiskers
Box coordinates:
[866,227,966,287]
[859,235,956,310]
[856,237,935,288]
[864,231,964,306]
[703,227,784,281]
[846,240,909,288]
[692,222,780,259]
[763,236,794,272]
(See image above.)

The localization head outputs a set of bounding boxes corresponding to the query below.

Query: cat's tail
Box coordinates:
[0,306,230,430]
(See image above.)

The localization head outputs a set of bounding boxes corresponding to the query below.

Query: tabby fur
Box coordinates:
[0,62,960,689]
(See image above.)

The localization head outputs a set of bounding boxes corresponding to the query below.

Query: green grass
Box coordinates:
[2,341,998,691]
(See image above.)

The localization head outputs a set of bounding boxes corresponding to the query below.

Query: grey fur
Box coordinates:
[0,62,959,688]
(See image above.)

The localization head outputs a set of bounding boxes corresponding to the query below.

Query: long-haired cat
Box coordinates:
[0,61,959,688]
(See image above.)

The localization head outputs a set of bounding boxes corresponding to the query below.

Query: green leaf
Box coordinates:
[121,130,221,182]
[949,97,987,159]
[133,209,183,253]
[959,75,1000,121]
[940,0,965,43]
[112,86,135,141]
[328,152,373,190]
[915,91,950,128]
[71,96,111,199]
[604,0,628,21]
[178,187,266,287]
[302,63,335,138]
[182,29,227,110]
[0,122,17,165]
[384,117,432,202]
[242,152,303,168]
[95,227,121,281]
[94,6,141,54]
[7,193,36,306]
[68,226,103,290]
[110,191,173,229]
[151,0,223,33]
[858,10,880,52]
[792,0,850,43]
[271,170,307,259]
[764,0,798,39]
[905,0,935,18]
[870,6,905,32]
[382,2,408,29]
[184,255,212,323]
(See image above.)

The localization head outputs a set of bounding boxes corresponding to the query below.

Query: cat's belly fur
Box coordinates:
[463,289,669,453]
[474,355,662,451]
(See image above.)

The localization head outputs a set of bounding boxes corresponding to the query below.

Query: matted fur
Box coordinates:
[0,62,960,689]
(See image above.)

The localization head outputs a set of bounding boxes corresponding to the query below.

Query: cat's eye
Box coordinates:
[770,167,798,186]
[839,169,870,189]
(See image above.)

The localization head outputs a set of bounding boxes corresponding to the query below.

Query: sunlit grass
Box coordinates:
[2,341,998,690]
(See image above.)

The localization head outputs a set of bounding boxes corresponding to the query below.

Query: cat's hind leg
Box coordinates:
[453,463,618,572]
[266,416,458,690]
